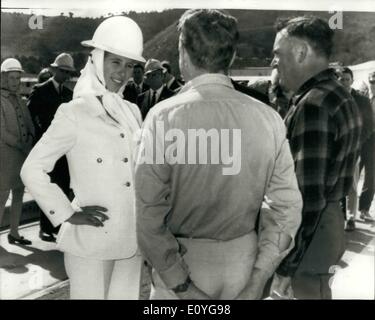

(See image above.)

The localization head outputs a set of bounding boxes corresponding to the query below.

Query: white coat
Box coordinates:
[21,96,142,260]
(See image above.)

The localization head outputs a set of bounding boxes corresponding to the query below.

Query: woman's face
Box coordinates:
[103,52,134,92]
[6,71,22,92]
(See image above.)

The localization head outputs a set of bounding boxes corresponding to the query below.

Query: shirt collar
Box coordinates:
[291,68,336,106]
[179,73,233,94]
[167,76,175,88]
[1,88,18,98]
[1,88,10,98]
[51,78,61,92]
[150,85,164,98]
[134,81,143,89]
[79,95,106,118]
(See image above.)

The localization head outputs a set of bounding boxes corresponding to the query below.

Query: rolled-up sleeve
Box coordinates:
[135,112,189,289]
[21,103,77,227]
[254,118,303,277]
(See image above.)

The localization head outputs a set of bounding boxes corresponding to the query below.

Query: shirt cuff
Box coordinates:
[157,254,190,289]
[276,261,298,277]
[253,232,295,278]
[44,203,75,227]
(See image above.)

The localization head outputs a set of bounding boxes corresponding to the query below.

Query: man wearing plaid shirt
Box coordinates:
[270,16,362,299]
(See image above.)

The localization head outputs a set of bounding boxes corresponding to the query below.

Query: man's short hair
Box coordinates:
[161,61,172,74]
[341,67,353,79]
[37,67,52,83]
[134,63,144,71]
[275,16,334,58]
[178,9,239,73]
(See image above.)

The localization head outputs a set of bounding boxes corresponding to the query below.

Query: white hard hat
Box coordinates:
[1,58,24,73]
[81,16,145,63]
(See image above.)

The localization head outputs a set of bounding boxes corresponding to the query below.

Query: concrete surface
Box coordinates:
[0,187,374,300]
[0,222,67,299]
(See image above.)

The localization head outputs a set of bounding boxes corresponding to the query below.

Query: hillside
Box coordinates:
[143,10,375,74]
[1,10,375,76]
[0,10,185,73]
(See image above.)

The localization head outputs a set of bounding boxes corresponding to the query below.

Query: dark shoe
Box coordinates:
[345,218,356,231]
[7,234,32,245]
[360,211,375,222]
[39,231,56,242]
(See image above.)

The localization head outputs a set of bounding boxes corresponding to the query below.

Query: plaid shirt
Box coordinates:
[277,69,362,277]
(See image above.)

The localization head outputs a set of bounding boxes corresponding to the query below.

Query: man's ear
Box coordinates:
[181,45,190,69]
[181,47,195,77]
[295,41,308,64]
[229,51,236,69]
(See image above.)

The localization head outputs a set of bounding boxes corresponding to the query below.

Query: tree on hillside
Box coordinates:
[72,52,89,73]
[2,10,374,74]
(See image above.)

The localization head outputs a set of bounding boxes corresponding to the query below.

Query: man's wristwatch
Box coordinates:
[172,276,192,293]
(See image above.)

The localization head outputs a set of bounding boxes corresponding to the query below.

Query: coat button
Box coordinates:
[49,210,55,215]
[120,133,125,138]
[125,182,131,187]
[97,158,103,163]
[123,157,128,163]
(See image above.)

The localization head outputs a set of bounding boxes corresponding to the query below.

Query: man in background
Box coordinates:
[358,71,375,220]
[136,58,174,119]
[27,52,75,242]
[161,60,184,92]
[338,67,374,230]
[37,68,53,84]
[123,63,149,104]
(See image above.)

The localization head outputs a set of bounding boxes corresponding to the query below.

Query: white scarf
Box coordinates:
[73,49,141,133]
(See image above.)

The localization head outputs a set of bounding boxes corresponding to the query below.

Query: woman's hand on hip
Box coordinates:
[66,206,109,227]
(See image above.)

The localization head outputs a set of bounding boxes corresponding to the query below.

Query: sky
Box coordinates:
[2,0,375,17]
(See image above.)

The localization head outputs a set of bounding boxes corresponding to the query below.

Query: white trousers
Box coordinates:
[151,232,257,299]
[64,252,142,300]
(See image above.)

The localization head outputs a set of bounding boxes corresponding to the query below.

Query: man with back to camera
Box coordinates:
[270,16,362,299]
[135,9,302,300]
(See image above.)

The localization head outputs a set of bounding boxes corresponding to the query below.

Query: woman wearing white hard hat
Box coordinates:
[0,58,35,246]
[21,16,145,299]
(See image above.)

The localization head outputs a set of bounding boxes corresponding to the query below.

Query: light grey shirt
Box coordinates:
[135,73,302,289]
